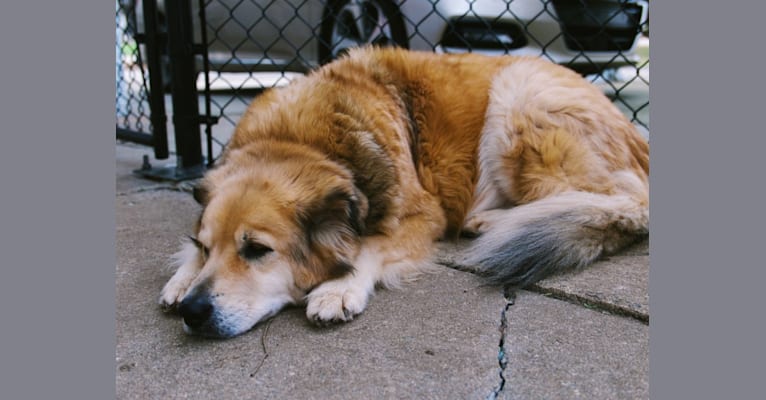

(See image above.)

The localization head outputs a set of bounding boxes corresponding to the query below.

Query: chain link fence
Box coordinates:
[116,1,152,135]
[196,0,649,161]
[116,0,649,175]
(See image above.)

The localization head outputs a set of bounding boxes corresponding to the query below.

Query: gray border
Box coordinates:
[1,0,763,398]
[651,1,766,398]
[0,2,115,398]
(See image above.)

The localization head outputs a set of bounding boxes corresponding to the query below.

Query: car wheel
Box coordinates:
[318,0,408,65]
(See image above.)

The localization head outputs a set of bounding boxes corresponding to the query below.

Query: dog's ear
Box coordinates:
[303,185,368,238]
[296,184,368,281]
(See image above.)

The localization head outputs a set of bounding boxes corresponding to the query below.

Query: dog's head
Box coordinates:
[174,144,368,338]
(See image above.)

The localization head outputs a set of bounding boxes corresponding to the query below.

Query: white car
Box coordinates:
[197,0,648,75]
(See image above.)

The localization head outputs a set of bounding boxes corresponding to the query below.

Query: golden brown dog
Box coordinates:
[159,48,648,338]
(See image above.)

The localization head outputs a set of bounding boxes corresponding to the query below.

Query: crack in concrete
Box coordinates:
[486,291,515,400]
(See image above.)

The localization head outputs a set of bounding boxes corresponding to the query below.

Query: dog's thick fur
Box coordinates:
[160,48,648,338]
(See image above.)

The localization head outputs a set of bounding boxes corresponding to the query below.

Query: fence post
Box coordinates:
[164,0,204,178]
[141,0,169,160]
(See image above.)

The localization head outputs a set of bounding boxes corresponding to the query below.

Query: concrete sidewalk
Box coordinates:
[116,143,649,399]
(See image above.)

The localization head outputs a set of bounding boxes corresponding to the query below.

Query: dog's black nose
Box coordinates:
[178,294,213,329]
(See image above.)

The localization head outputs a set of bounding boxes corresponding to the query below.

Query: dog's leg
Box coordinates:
[306,207,445,324]
[305,243,383,324]
[159,240,203,310]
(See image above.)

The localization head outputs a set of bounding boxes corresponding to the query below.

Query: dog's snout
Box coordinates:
[178,294,213,329]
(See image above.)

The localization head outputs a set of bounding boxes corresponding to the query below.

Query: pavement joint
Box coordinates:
[527,285,649,324]
[436,254,649,324]
[116,183,194,198]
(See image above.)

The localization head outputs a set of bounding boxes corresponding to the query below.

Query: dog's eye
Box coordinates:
[239,241,273,261]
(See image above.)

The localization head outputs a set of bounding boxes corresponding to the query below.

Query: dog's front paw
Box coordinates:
[158,275,193,311]
[160,241,203,311]
[305,283,370,326]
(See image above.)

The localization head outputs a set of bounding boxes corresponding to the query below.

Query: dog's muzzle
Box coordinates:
[176,287,284,338]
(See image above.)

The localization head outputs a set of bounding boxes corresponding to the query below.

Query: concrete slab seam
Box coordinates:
[435,260,649,324]
[528,285,649,324]
[116,183,194,197]
[436,259,478,274]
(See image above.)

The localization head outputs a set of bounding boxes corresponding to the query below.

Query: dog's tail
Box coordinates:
[461,190,648,289]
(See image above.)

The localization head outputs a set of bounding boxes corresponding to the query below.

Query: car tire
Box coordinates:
[318,0,409,65]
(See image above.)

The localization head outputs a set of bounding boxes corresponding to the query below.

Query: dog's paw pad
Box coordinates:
[306,287,368,325]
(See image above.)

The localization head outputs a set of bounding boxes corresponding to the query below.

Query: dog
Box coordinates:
[159,47,649,338]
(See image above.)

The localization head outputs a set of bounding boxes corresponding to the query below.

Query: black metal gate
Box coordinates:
[115,0,168,160]
[116,0,211,181]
